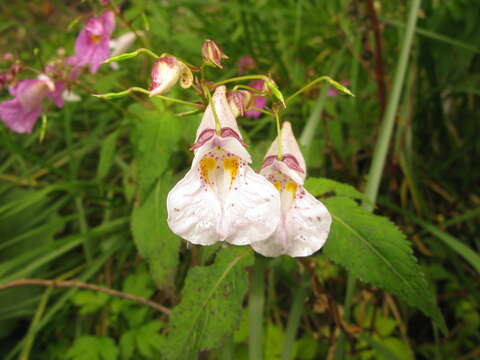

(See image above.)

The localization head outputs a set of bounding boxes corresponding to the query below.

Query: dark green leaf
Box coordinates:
[131,174,181,289]
[163,246,253,360]
[323,197,447,333]
[305,177,365,200]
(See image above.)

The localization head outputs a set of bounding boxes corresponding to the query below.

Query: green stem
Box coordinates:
[299,51,344,147]
[19,287,52,360]
[275,111,283,160]
[249,255,268,360]
[213,75,271,87]
[281,275,308,360]
[94,87,202,108]
[204,86,221,134]
[335,1,421,358]
[103,47,159,64]
[362,0,421,212]
[286,76,353,105]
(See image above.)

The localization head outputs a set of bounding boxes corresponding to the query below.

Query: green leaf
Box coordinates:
[66,336,119,360]
[119,331,135,360]
[122,265,155,298]
[136,321,164,358]
[323,197,447,333]
[131,174,181,289]
[163,246,253,360]
[305,177,365,200]
[97,131,118,181]
[70,291,109,315]
[130,103,181,198]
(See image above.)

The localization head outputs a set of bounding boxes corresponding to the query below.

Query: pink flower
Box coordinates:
[0,75,63,133]
[328,81,350,97]
[251,122,332,257]
[69,11,115,74]
[245,79,267,118]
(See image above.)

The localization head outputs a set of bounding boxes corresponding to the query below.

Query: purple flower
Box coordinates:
[245,79,267,118]
[69,11,115,74]
[0,75,63,133]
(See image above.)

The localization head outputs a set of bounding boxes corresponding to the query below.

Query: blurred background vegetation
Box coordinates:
[0,0,479,359]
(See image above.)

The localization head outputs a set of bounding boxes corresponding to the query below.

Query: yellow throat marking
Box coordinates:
[200,157,216,184]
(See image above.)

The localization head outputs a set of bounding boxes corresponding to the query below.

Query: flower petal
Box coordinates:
[252,188,331,257]
[195,86,244,142]
[221,166,281,245]
[0,99,41,133]
[263,121,306,177]
[167,168,221,245]
[284,189,331,257]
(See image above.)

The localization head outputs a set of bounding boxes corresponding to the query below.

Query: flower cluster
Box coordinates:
[93,39,346,257]
[167,86,332,257]
[0,9,139,134]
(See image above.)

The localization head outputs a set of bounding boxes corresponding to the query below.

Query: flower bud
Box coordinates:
[227,90,253,118]
[149,56,183,96]
[202,40,228,69]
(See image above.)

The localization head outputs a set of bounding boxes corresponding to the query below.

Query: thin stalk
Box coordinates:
[275,112,283,160]
[19,287,52,360]
[362,0,422,212]
[249,255,268,360]
[286,76,353,105]
[94,87,202,108]
[335,1,422,358]
[299,52,344,147]
[281,275,308,360]
[204,87,221,134]
[213,75,271,87]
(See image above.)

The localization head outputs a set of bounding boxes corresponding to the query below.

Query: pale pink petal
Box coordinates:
[167,168,222,245]
[102,11,116,36]
[47,81,66,108]
[221,166,281,245]
[88,38,110,73]
[0,99,41,133]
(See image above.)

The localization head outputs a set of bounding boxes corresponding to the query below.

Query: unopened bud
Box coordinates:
[227,90,253,118]
[150,56,191,96]
[202,40,228,69]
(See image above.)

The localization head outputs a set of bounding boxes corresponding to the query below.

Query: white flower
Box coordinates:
[167,86,281,246]
[251,122,332,257]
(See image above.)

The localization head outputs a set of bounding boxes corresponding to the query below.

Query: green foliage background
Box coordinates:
[1,0,479,359]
